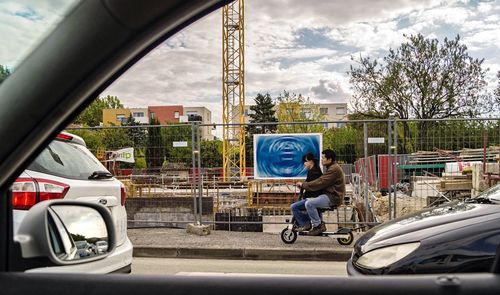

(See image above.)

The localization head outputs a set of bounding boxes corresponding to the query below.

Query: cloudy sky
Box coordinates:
[2,0,500,124]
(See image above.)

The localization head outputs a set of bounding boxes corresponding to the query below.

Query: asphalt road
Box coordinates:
[131,257,348,276]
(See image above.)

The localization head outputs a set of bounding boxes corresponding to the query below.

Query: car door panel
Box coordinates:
[1,273,500,295]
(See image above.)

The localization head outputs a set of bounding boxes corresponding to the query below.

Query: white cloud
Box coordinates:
[309,79,351,103]
[103,0,500,122]
[4,0,500,123]
[408,6,471,26]
[327,21,404,53]
[0,0,77,68]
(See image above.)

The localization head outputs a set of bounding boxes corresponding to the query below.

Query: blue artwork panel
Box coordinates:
[253,133,322,179]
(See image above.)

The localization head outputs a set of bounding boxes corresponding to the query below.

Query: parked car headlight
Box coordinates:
[356,242,420,269]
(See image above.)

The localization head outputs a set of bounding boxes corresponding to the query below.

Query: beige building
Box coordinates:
[183,106,214,140]
[240,102,348,128]
[317,103,348,128]
[102,108,131,126]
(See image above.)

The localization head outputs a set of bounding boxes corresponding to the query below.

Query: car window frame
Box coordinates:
[0,0,232,272]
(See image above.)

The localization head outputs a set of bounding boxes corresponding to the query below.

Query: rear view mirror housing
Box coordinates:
[13,200,116,270]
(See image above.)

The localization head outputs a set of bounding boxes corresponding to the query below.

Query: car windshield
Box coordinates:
[0,0,80,79]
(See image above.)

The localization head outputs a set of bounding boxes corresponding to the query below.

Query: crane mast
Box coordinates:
[222,0,245,180]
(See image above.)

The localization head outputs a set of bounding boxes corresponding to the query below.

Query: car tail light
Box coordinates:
[56,133,73,141]
[120,185,127,206]
[12,178,69,210]
[11,178,37,210]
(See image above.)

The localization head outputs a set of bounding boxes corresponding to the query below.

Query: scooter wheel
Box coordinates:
[280,228,297,244]
[337,232,354,245]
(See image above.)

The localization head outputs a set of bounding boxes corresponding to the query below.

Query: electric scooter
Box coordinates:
[280,206,354,245]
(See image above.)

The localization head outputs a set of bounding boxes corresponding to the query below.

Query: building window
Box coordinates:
[320,107,328,115]
[336,107,346,115]
[188,114,203,122]
[336,122,346,128]
[174,111,180,119]
[150,112,155,119]
[133,112,144,117]
[116,114,127,123]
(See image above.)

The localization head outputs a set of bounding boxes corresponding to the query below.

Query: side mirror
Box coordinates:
[13,200,116,268]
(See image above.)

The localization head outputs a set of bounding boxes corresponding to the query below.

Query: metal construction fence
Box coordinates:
[67,118,500,232]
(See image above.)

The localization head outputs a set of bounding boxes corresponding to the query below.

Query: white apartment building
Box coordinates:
[183,106,214,140]
[130,108,149,124]
[317,103,348,128]
[239,102,348,128]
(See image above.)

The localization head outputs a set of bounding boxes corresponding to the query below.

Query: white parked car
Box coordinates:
[96,241,108,254]
[11,132,133,273]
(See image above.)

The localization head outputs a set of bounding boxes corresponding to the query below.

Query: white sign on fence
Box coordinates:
[368,137,385,144]
[173,141,188,147]
[113,147,135,163]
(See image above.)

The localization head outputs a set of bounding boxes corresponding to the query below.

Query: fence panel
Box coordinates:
[66,118,500,231]
[68,124,204,228]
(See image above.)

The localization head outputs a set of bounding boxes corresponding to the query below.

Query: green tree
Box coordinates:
[68,129,104,155]
[495,71,500,105]
[0,65,10,84]
[323,125,360,164]
[146,118,164,168]
[122,114,146,148]
[162,124,192,167]
[347,112,393,156]
[245,93,278,167]
[248,93,277,134]
[74,95,124,127]
[101,128,133,150]
[275,90,326,133]
[350,34,489,151]
[201,140,223,168]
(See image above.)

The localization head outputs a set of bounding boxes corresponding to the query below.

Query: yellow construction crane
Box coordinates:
[222,0,245,181]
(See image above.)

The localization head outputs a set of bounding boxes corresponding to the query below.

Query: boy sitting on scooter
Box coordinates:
[290,153,323,233]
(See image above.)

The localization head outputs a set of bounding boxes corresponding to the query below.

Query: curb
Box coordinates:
[133,247,353,261]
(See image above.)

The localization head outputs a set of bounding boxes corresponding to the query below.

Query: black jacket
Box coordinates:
[301,166,323,199]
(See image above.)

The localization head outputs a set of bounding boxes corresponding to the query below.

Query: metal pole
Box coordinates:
[363,123,369,223]
[393,119,398,219]
[191,123,198,224]
[388,119,393,220]
[197,123,203,225]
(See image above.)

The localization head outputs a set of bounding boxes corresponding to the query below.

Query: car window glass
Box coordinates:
[93,0,500,277]
[28,140,108,180]
[0,0,80,79]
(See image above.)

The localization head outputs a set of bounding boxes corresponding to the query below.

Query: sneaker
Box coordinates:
[296,223,311,232]
[320,222,327,232]
[308,225,326,236]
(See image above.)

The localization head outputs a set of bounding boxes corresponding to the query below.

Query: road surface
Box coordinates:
[132,257,348,276]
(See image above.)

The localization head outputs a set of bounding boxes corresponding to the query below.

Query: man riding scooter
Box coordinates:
[295,149,346,236]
